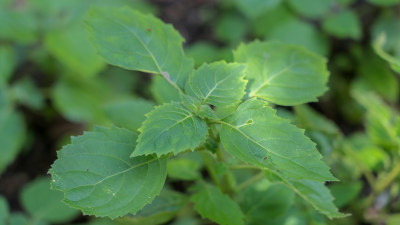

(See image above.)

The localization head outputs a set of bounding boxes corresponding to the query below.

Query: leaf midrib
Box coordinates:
[220,121,326,180]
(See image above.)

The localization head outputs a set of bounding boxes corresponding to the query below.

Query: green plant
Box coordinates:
[49,7,347,224]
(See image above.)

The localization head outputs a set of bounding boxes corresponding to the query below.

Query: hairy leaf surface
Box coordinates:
[234,41,329,106]
[191,184,245,225]
[132,103,208,157]
[185,62,247,111]
[50,126,167,218]
[220,99,336,181]
[87,7,193,89]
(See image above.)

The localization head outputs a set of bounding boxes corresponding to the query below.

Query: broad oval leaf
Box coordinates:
[87,7,194,89]
[190,184,245,225]
[132,103,208,157]
[220,99,337,182]
[185,61,247,110]
[234,41,329,106]
[49,126,167,219]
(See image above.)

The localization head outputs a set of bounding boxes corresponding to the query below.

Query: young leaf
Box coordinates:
[21,177,79,223]
[234,41,329,106]
[86,7,194,89]
[220,99,337,182]
[190,184,245,225]
[185,62,247,111]
[132,103,208,157]
[265,170,347,219]
[49,126,167,219]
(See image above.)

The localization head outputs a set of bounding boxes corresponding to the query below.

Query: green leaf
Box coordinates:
[234,41,329,106]
[0,107,26,174]
[132,103,208,157]
[265,19,329,56]
[322,10,361,40]
[0,195,9,224]
[352,90,399,148]
[233,0,282,19]
[9,213,30,225]
[371,13,400,73]
[239,181,294,224]
[87,7,194,89]
[45,25,105,77]
[21,177,79,223]
[185,42,222,67]
[190,184,245,225]
[220,99,337,181]
[0,46,16,87]
[11,77,45,110]
[287,0,332,18]
[168,158,202,180]
[117,190,187,225]
[265,170,346,219]
[214,13,248,45]
[353,49,398,102]
[185,62,247,113]
[294,104,339,135]
[0,7,37,44]
[330,181,362,208]
[49,126,167,218]
[373,34,400,73]
[150,75,181,104]
[52,77,109,124]
[104,98,156,132]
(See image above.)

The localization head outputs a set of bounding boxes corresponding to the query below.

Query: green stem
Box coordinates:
[375,162,400,194]
[237,172,265,191]
[202,152,221,189]
[366,161,400,207]
[216,148,236,194]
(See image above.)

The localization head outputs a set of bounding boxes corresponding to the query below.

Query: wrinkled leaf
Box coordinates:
[234,41,329,106]
[87,7,193,89]
[132,103,208,157]
[220,99,337,181]
[185,62,247,112]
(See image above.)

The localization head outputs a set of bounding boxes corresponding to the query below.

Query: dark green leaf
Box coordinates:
[49,126,167,218]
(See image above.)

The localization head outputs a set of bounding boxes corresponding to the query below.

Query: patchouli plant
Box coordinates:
[49,6,347,224]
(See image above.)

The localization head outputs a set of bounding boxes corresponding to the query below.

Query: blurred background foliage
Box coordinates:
[0,0,400,224]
